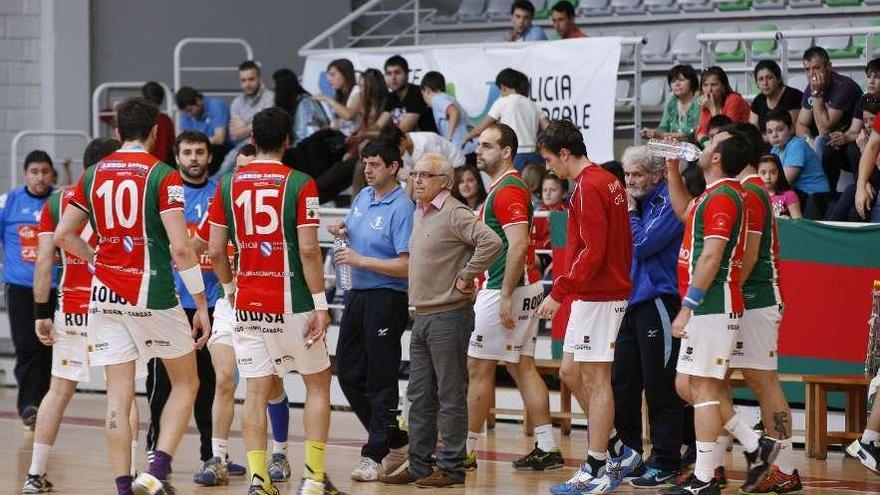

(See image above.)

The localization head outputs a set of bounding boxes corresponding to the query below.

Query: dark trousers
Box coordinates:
[336,289,409,462]
[146,307,215,461]
[7,283,55,416]
[612,295,684,472]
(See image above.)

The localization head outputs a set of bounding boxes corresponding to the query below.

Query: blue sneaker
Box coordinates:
[549,462,614,494]
[227,460,247,476]
[629,466,677,488]
[605,445,641,489]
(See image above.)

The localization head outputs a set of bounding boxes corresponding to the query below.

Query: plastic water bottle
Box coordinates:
[646,138,703,162]
[333,237,352,291]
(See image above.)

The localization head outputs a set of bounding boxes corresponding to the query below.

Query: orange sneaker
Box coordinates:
[741,465,802,494]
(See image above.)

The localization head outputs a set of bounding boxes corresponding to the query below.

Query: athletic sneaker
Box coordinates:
[381,445,408,477]
[297,475,346,494]
[605,445,641,488]
[132,472,175,495]
[511,443,565,470]
[268,453,291,482]
[847,438,880,475]
[462,450,478,471]
[549,461,613,494]
[743,466,803,493]
[742,436,780,491]
[351,457,382,482]
[193,456,228,486]
[659,474,721,495]
[714,466,727,488]
[248,483,281,495]
[21,405,38,431]
[628,466,677,488]
[228,460,247,476]
[22,473,53,493]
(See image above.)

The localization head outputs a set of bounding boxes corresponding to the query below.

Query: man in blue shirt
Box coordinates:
[612,146,687,488]
[328,139,415,482]
[176,87,232,175]
[0,150,56,428]
[505,1,548,42]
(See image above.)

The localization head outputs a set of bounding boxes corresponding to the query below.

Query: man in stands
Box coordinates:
[613,145,686,489]
[223,61,275,173]
[22,138,128,494]
[795,46,863,201]
[141,82,175,164]
[855,96,880,221]
[1,150,56,431]
[505,0,547,42]
[176,86,233,174]
[383,55,437,133]
[54,97,211,494]
[207,107,340,495]
[550,1,585,39]
[465,124,563,472]
[535,120,639,494]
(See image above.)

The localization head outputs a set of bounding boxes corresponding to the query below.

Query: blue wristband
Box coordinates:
[683,286,706,310]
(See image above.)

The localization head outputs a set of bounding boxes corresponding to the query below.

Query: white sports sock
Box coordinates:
[272,440,288,455]
[130,441,137,476]
[29,443,51,476]
[724,414,759,452]
[713,436,728,469]
[863,429,880,445]
[775,438,795,475]
[212,437,229,460]
[466,431,483,455]
[534,424,557,452]
[694,441,716,482]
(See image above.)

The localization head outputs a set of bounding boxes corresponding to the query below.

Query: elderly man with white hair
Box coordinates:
[380,153,501,489]
[611,146,688,489]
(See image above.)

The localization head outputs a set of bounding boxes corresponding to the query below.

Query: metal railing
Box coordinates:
[91,82,174,138]
[301,0,437,52]
[9,130,91,189]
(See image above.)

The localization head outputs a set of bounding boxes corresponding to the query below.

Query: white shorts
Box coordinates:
[729,305,781,371]
[233,309,331,378]
[208,298,235,350]
[469,283,543,363]
[676,312,741,380]
[87,279,193,367]
[562,300,627,362]
[51,311,91,382]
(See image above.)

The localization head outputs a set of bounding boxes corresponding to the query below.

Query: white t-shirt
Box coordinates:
[334,86,362,137]
[487,94,542,153]
[403,132,466,171]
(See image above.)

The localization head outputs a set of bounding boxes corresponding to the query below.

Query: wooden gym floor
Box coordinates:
[1,388,879,494]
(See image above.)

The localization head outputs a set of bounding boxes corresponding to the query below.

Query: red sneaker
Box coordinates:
[743,465,803,494]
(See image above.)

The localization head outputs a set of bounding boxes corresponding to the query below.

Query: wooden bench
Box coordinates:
[803,374,870,460]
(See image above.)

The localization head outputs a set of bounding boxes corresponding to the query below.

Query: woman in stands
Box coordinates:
[273,68,330,146]
[641,64,701,143]
[451,165,487,212]
[749,60,803,134]
[312,58,362,137]
[694,66,750,147]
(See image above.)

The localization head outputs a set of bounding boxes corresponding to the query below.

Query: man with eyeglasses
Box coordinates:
[380,153,501,489]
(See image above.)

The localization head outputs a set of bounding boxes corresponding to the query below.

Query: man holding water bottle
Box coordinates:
[328,139,415,482]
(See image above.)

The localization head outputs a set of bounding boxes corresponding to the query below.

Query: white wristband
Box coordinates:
[179,264,205,296]
[222,281,236,296]
[312,292,328,311]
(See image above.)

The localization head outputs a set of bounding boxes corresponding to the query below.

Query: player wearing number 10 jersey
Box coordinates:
[54,98,211,495]
[207,107,340,495]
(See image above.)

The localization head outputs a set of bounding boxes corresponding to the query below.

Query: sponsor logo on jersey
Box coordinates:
[167,185,185,204]
[260,241,272,257]
[306,196,320,220]
[123,235,134,252]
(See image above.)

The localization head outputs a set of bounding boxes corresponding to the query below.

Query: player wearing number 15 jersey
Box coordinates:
[54,98,211,495]
[207,107,340,495]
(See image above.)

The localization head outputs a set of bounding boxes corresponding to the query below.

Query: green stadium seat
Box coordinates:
[853,19,880,57]
[825,0,861,6]
[713,0,752,11]
[819,23,863,59]
[714,27,745,63]
[751,24,779,58]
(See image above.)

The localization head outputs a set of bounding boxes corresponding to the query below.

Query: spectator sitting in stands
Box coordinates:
[766,109,831,219]
[312,59,362,137]
[855,100,880,221]
[841,58,880,156]
[749,60,803,136]
[757,153,802,219]
[550,1,585,39]
[229,61,274,145]
[466,68,549,171]
[141,81,175,164]
[273,68,330,147]
[796,46,863,193]
[383,55,437,133]
[420,71,476,157]
[532,173,567,253]
[381,123,466,174]
[641,65,700,143]
[695,66,750,147]
[505,0,547,42]
[830,98,880,222]
[521,163,546,208]
[175,86,232,175]
[451,165,486,212]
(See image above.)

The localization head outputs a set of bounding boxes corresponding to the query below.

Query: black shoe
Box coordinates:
[714,466,727,488]
[659,474,721,495]
[21,405,38,431]
[742,436,779,491]
[680,445,696,469]
[847,439,880,474]
[511,443,565,470]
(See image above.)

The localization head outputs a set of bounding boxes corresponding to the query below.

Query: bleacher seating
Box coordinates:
[578,0,613,14]
[671,28,703,62]
[789,0,821,7]
[753,0,785,8]
[786,23,815,56]
[611,0,645,14]
[646,0,680,13]
[535,0,570,19]
[458,0,488,22]
[487,0,514,20]
[680,0,716,12]
[641,78,667,107]
[643,28,671,62]
[714,26,745,63]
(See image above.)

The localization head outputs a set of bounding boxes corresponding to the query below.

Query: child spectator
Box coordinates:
[451,165,487,212]
[758,153,802,219]
[521,163,546,208]
[532,173,567,253]
[420,71,475,155]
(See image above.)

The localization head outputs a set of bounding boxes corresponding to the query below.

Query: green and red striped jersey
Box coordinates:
[38,189,94,314]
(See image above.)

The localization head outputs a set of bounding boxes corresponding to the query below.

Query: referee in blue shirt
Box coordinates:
[329,140,415,482]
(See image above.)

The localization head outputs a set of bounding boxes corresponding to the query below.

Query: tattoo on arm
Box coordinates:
[773,411,790,438]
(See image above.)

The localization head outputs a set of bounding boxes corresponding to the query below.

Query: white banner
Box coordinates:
[302,37,622,162]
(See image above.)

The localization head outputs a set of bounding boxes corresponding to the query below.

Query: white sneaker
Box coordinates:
[351,456,383,482]
[381,445,408,477]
